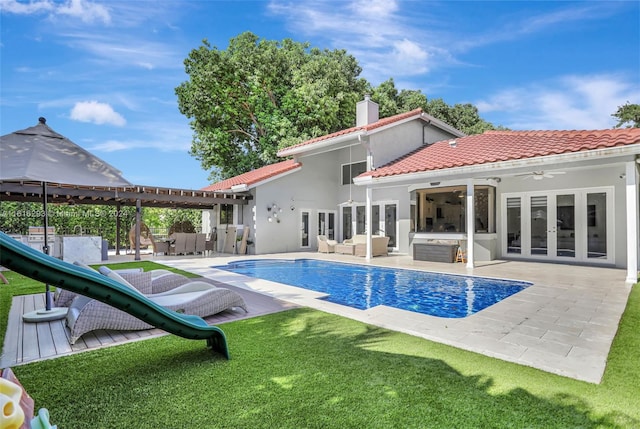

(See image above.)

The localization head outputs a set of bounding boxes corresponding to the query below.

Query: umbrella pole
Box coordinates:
[42,182,53,311]
[22,182,67,322]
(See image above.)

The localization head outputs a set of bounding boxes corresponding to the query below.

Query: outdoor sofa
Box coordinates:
[336,235,390,257]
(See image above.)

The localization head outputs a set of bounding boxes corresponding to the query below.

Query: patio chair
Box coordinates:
[317,235,337,253]
[66,268,248,344]
[195,233,206,255]
[151,235,170,256]
[185,233,197,254]
[169,233,187,255]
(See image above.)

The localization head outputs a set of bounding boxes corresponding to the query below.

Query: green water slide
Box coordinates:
[0,231,229,359]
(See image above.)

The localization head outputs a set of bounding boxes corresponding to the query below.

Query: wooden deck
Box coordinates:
[1,282,297,367]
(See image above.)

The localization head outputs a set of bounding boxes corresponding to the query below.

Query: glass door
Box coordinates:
[556,194,576,258]
[300,211,310,248]
[384,204,396,248]
[530,195,548,256]
[502,188,613,263]
[342,206,352,241]
[317,211,336,240]
[587,192,608,260]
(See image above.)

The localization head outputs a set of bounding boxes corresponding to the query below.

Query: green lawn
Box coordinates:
[4,263,639,428]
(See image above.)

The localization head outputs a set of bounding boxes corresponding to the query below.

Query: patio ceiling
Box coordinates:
[0,180,251,210]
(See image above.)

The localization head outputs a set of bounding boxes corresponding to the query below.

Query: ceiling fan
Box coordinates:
[517,170,566,180]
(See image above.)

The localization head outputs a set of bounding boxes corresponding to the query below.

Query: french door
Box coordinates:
[340,202,397,249]
[317,210,336,240]
[503,188,613,263]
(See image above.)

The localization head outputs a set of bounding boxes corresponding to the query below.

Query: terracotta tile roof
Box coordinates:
[361,129,640,179]
[201,159,302,191]
[278,108,425,156]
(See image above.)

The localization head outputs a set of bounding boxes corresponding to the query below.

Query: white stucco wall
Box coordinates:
[252,151,342,254]
[369,121,456,169]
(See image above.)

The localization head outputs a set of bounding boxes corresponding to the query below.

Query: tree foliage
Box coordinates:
[371,78,501,135]
[0,202,202,248]
[177,33,500,182]
[0,202,136,249]
[176,32,368,182]
[612,102,640,128]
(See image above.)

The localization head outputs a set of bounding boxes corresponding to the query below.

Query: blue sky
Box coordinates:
[1,0,638,190]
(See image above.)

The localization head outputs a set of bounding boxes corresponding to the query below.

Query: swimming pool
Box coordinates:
[212,259,532,318]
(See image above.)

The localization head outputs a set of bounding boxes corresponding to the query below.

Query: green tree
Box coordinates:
[612,102,640,128]
[371,78,431,119]
[371,79,500,135]
[425,98,501,135]
[176,32,368,182]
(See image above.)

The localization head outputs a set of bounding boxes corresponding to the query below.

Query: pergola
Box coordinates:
[0,180,252,260]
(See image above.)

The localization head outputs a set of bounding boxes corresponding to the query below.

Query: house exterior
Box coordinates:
[202,97,640,284]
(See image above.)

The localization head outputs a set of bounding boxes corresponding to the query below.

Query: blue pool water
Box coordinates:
[212,259,531,318]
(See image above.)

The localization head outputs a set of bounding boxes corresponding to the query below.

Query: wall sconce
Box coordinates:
[267,203,282,223]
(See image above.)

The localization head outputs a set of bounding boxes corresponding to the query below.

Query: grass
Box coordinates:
[4,264,640,428]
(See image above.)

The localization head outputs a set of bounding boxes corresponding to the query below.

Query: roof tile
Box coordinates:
[201,159,301,191]
[361,129,640,179]
[278,108,425,155]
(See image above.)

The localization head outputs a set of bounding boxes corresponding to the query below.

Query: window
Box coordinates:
[219,204,233,225]
[412,186,495,234]
[342,161,367,185]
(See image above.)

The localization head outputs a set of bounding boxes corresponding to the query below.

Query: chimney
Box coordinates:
[356,94,379,126]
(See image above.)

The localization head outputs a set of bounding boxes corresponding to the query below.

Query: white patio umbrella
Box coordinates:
[0,117,132,321]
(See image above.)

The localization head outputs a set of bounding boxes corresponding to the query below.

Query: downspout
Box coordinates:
[359,134,373,259]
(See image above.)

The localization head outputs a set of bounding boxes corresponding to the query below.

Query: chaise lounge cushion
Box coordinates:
[98,266,153,295]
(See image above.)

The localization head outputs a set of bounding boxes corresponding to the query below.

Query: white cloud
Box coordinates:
[0,0,54,14]
[89,140,128,152]
[0,0,110,24]
[57,0,111,24]
[60,32,181,70]
[268,0,444,82]
[70,101,126,126]
[476,74,640,130]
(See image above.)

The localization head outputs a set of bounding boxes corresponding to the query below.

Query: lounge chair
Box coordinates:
[317,235,337,253]
[66,268,248,344]
[54,263,193,307]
